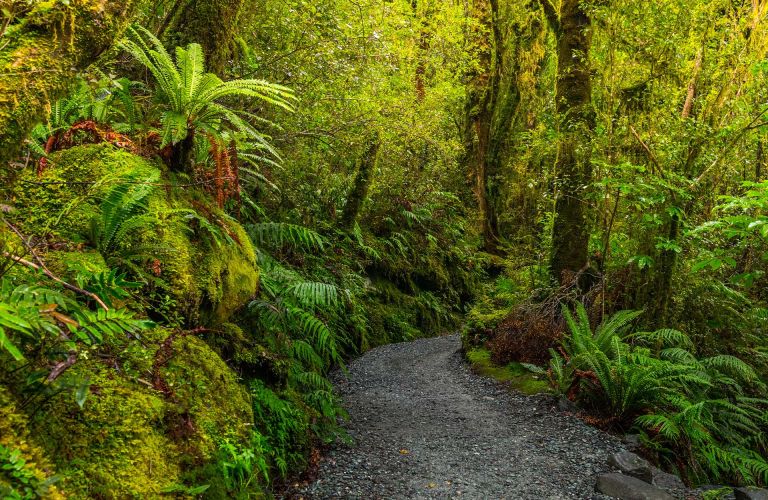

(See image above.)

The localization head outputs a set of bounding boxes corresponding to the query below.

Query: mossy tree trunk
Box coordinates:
[464,0,501,253]
[0,0,145,166]
[411,0,432,103]
[539,0,595,285]
[464,0,543,255]
[341,132,381,229]
[161,0,244,76]
[486,4,545,251]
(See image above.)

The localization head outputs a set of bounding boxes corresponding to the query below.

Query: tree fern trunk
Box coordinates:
[0,0,144,165]
[170,129,196,173]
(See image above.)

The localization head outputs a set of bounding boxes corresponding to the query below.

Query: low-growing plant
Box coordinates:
[547,302,768,486]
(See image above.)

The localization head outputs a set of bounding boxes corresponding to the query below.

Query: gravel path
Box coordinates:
[298,334,626,499]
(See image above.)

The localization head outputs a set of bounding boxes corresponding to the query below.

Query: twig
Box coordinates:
[2,253,109,311]
[46,351,77,382]
[2,218,109,310]
[694,105,768,185]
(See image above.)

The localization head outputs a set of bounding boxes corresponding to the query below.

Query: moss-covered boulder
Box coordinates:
[26,328,255,498]
[30,357,183,498]
[160,335,254,458]
[8,143,158,240]
[8,143,260,325]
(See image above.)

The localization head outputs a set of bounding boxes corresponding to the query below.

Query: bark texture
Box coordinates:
[546,0,595,284]
[162,0,245,75]
[463,0,499,252]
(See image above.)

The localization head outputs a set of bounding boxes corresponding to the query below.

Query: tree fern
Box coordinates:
[121,25,295,170]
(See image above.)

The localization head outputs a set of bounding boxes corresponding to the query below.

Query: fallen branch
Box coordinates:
[46,351,78,383]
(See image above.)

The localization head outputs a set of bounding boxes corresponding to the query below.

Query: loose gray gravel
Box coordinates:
[297,334,627,499]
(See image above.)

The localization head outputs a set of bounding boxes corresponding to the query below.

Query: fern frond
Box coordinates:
[248,222,326,252]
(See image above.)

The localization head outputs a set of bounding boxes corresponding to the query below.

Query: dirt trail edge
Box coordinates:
[297,334,628,499]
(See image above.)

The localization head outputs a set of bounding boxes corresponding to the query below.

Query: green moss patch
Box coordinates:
[466,348,550,395]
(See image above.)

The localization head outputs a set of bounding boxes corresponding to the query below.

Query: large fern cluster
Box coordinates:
[120,26,295,160]
[238,221,356,476]
[546,303,768,486]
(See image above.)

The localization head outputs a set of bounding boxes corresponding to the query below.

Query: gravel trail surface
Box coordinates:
[298,334,625,499]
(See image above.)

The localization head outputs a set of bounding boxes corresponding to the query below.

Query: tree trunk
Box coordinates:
[341,133,381,229]
[411,0,431,103]
[161,0,244,76]
[464,0,500,253]
[0,0,144,165]
[545,0,595,285]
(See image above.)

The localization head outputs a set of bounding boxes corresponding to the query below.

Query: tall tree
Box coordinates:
[539,0,596,284]
[463,0,501,253]
[341,132,381,229]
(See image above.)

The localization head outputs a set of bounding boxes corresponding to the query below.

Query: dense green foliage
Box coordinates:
[2,0,768,496]
[538,305,768,485]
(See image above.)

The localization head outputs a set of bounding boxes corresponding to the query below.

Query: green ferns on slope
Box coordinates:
[541,304,768,486]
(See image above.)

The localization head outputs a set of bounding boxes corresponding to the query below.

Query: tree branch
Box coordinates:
[536,0,560,34]
[2,253,109,311]
[629,125,665,179]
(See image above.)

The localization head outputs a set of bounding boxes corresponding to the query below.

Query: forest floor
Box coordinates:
[294,334,630,499]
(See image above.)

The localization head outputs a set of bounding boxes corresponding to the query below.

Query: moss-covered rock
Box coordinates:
[161,335,254,459]
[0,0,144,164]
[8,143,157,239]
[23,328,256,498]
[30,356,183,498]
[198,220,260,324]
[2,144,265,497]
[465,348,550,395]
[9,144,260,325]
[0,386,65,499]
[45,249,109,278]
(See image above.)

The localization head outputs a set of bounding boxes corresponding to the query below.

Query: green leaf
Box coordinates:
[75,379,90,408]
[0,327,23,361]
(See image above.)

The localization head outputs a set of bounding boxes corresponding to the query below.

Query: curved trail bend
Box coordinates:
[300,334,624,499]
